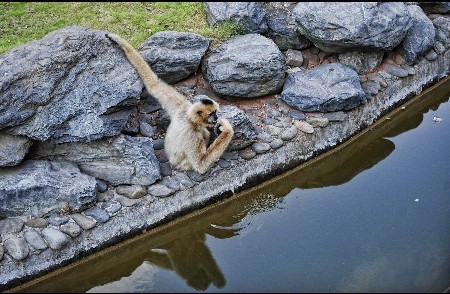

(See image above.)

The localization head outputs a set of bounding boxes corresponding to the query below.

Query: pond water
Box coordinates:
[17,78,450,293]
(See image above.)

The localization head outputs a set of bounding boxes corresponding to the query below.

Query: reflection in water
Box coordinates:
[14,78,450,293]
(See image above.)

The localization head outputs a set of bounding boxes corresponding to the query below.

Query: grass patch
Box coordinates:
[0,2,242,54]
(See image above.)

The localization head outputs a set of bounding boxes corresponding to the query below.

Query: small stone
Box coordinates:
[83,207,110,223]
[174,172,195,188]
[294,120,314,134]
[48,214,70,226]
[306,117,329,128]
[114,195,138,207]
[0,244,3,261]
[60,222,82,237]
[239,149,257,160]
[425,49,438,61]
[186,170,206,182]
[4,236,29,261]
[287,110,306,120]
[323,111,347,122]
[24,230,48,250]
[71,213,97,230]
[139,121,155,137]
[26,218,48,228]
[100,200,122,215]
[116,185,147,199]
[148,184,175,198]
[41,227,70,250]
[218,159,231,168]
[220,151,239,161]
[161,177,181,191]
[384,64,409,78]
[0,218,25,234]
[155,149,168,163]
[280,125,298,141]
[96,179,108,193]
[270,138,284,149]
[160,162,172,177]
[257,132,272,143]
[153,138,165,150]
[368,75,388,88]
[251,142,271,154]
[265,125,282,136]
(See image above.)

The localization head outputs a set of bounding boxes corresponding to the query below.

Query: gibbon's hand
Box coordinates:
[215,118,232,136]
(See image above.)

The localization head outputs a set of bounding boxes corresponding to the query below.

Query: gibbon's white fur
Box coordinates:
[106,33,234,174]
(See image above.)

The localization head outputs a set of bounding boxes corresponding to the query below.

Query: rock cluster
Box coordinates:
[0,2,449,291]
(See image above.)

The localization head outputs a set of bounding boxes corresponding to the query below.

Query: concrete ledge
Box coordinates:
[1,49,449,291]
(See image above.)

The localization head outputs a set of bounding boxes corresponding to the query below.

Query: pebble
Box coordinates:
[48,214,70,226]
[270,138,284,149]
[25,218,48,228]
[323,111,347,122]
[114,195,138,207]
[161,177,181,191]
[41,227,70,250]
[71,213,97,230]
[294,120,314,134]
[153,138,165,150]
[368,75,388,87]
[280,125,298,141]
[218,159,231,168]
[100,200,122,215]
[96,179,108,193]
[0,244,3,261]
[148,184,175,198]
[306,117,329,128]
[59,222,82,238]
[139,121,155,137]
[425,49,438,61]
[155,149,168,163]
[24,230,48,250]
[401,64,415,75]
[4,236,29,261]
[0,218,25,234]
[364,80,381,91]
[257,131,272,143]
[384,64,409,78]
[186,171,206,182]
[251,142,271,154]
[83,207,110,223]
[287,110,306,120]
[116,185,147,199]
[174,172,195,188]
[221,151,239,161]
[160,162,173,177]
[239,149,257,160]
[265,125,282,136]
[362,84,379,96]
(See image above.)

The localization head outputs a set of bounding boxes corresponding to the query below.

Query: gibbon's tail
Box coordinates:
[106,32,186,116]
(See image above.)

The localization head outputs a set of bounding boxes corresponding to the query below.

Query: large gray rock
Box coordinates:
[138,31,210,84]
[401,5,436,65]
[29,135,161,186]
[204,2,268,34]
[338,51,385,75]
[0,25,142,144]
[0,160,98,218]
[264,2,311,50]
[203,34,285,99]
[292,2,412,53]
[432,17,450,49]
[281,63,366,112]
[0,133,32,167]
[418,2,450,13]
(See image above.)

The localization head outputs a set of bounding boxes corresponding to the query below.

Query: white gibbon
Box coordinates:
[106,33,234,174]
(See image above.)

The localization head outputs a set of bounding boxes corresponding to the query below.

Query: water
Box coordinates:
[17,78,450,293]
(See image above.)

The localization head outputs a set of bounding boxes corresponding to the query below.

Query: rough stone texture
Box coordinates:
[293,2,412,53]
[0,25,142,144]
[401,5,436,65]
[3,236,29,261]
[204,34,285,99]
[24,230,48,250]
[338,51,385,75]
[281,63,366,112]
[264,2,311,50]
[29,135,161,186]
[204,2,268,34]
[217,105,258,151]
[138,31,210,84]
[0,160,97,218]
[41,227,70,250]
[418,2,450,13]
[0,134,32,167]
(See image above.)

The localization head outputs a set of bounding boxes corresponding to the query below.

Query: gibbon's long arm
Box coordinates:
[187,119,234,174]
[106,33,187,117]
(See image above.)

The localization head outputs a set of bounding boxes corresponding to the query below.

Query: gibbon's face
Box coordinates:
[191,97,220,128]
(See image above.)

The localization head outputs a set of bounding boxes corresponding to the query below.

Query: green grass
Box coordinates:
[0,2,242,54]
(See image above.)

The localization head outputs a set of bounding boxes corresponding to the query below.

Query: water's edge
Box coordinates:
[2,51,450,291]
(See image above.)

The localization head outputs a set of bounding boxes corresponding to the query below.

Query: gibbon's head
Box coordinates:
[189,95,220,128]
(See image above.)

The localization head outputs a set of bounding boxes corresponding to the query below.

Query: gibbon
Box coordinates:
[106,33,234,174]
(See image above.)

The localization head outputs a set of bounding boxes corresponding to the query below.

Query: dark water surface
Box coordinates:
[17,78,450,293]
